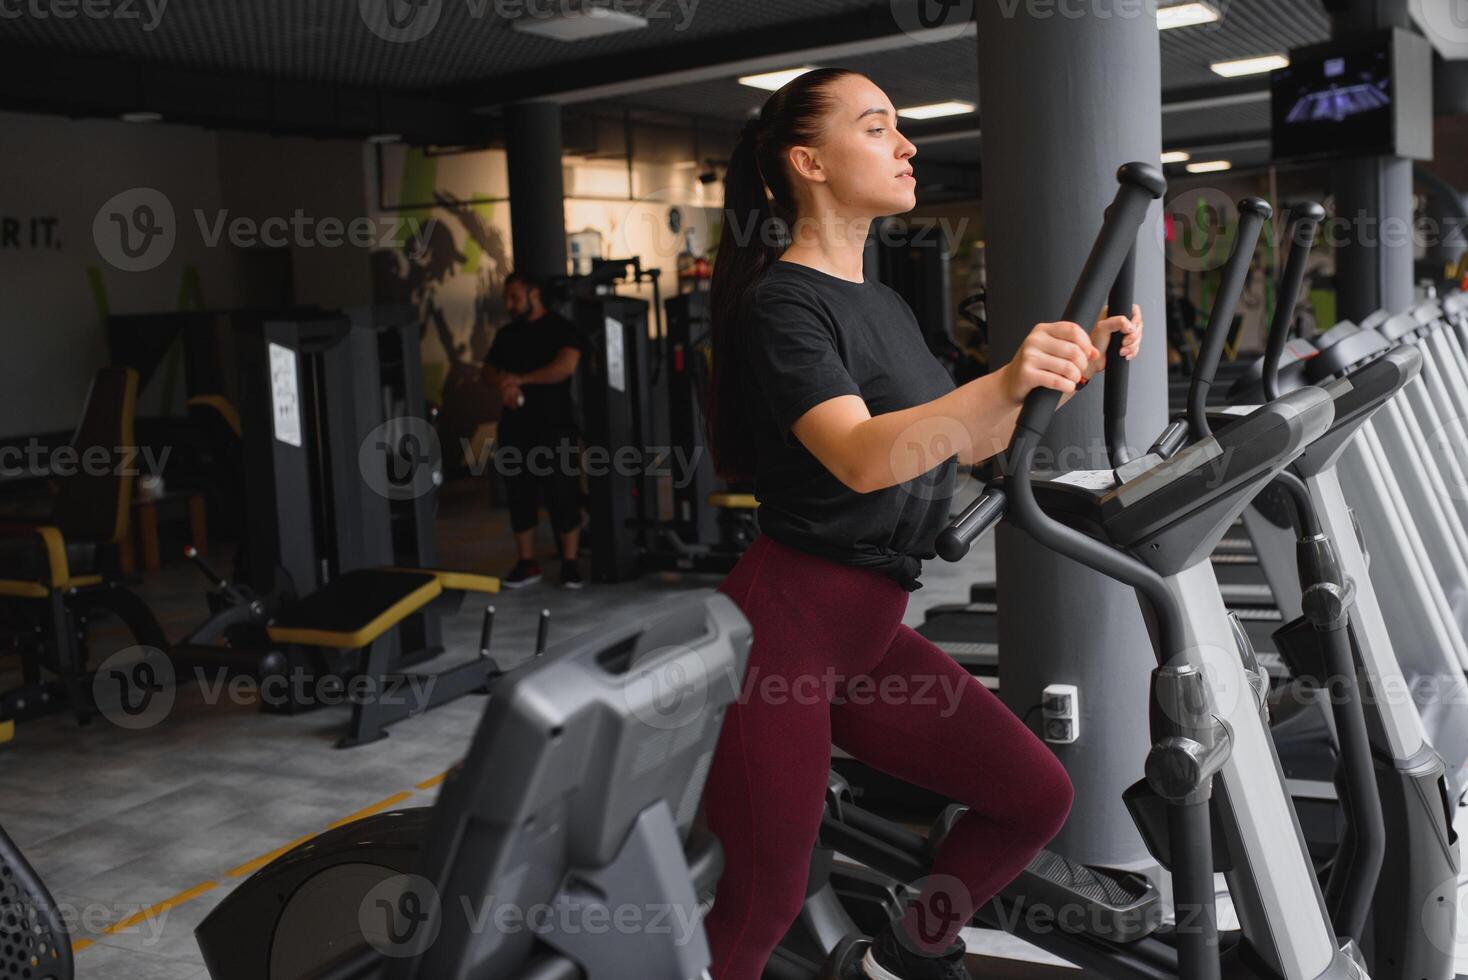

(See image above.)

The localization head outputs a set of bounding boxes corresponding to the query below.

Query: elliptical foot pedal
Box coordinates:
[816,935,871,980]
[999,848,1163,943]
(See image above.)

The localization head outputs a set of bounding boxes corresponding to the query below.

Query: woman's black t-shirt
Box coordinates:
[742,261,958,590]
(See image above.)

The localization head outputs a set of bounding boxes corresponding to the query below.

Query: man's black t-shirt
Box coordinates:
[743,261,958,590]
[486,311,583,446]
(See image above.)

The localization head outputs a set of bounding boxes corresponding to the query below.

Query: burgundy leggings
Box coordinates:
[702,536,1074,978]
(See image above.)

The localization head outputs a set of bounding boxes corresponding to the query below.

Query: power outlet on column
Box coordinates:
[1042,684,1079,745]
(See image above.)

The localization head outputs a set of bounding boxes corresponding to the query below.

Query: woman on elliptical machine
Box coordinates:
[702,68,1145,980]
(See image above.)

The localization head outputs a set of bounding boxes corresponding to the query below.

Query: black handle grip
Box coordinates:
[183,545,229,590]
[1104,246,1138,468]
[941,162,1165,562]
[478,604,496,658]
[1263,201,1326,402]
[936,489,1008,562]
[1150,418,1191,459]
[1188,197,1272,440]
[1012,163,1166,451]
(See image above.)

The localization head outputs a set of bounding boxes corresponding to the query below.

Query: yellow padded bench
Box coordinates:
[0,525,104,598]
[707,493,759,510]
[265,568,500,747]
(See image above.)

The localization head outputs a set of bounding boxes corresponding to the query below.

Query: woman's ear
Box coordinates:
[787,145,826,184]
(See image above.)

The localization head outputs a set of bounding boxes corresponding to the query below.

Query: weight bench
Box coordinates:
[266,568,500,748]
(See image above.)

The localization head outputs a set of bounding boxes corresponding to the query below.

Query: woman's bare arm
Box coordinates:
[793,310,1142,493]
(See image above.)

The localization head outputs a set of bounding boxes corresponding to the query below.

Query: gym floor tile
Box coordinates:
[1,480,989,974]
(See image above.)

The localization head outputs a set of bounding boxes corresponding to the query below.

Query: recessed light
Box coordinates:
[366,133,402,144]
[1210,54,1289,77]
[897,101,976,120]
[1157,2,1219,30]
[1186,159,1233,173]
[1161,150,1192,164]
[738,67,817,91]
[512,8,648,42]
[120,111,162,123]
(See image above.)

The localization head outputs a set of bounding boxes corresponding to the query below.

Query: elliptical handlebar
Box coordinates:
[935,488,1007,562]
[937,162,1165,563]
[1262,202,1327,402]
[1149,418,1191,459]
[1187,197,1272,441]
[1104,247,1137,469]
[1009,163,1167,455]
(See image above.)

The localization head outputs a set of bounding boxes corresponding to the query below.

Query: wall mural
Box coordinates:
[370,147,513,473]
[368,143,725,474]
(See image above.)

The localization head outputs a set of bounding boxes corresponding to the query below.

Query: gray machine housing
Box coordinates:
[194,593,751,980]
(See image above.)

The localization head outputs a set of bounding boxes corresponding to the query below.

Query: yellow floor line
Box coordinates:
[226,833,320,879]
[325,791,413,830]
[103,881,218,935]
[75,771,446,955]
[415,771,450,791]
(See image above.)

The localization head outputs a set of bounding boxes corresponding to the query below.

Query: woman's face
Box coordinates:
[789,74,918,220]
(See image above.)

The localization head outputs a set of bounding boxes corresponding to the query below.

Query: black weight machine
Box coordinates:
[557,258,755,583]
[866,220,985,385]
[170,306,501,747]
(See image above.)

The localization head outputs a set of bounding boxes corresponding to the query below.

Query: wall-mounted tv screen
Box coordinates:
[1270,29,1432,163]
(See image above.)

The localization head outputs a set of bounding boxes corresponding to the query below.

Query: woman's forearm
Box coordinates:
[843,364,1098,489]
[794,313,1139,495]
[842,369,1024,491]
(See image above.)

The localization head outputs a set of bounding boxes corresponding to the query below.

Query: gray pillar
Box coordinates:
[505,101,568,281]
[977,4,1167,869]
[1334,157,1415,318]
[1435,59,1468,116]
[1332,0,1418,319]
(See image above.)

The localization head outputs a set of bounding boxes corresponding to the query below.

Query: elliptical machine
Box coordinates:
[193,592,751,980]
[0,825,71,980]
[781,164,1376,980]
[1169,199,1460,980]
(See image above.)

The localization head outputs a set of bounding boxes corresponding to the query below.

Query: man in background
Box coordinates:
[482,272,585,588]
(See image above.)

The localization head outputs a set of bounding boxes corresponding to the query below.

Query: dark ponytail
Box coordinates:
[707,67,857,480]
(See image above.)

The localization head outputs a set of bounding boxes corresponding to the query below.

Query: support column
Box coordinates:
[977,3,1167,869]
[1334,157,1415,318]
[504,101,568,281]
[1331,0,1419,319]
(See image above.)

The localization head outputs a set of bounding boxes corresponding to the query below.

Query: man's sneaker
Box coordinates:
[863,923,972,980]
[560,559,584,590]
[503,560,542,589]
